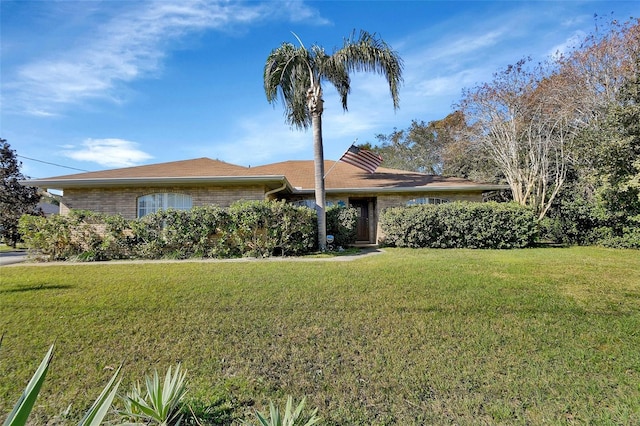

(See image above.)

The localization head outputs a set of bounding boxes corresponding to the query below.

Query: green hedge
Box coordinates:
[379,201,537,249]
[539,195,640,249]
[18,200,322,261]
[227,200,317,257]
[326,205,358,248]
[132,205,235,259]
[17,210,106,261]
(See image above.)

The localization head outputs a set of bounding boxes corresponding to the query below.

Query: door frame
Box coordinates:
[349,197,376,244]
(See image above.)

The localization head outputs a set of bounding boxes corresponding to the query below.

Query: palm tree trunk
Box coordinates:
[312,111,326,251]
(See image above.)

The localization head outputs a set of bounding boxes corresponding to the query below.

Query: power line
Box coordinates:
[17,155,91,172]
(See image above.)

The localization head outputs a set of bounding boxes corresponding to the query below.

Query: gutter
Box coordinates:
[264,182,288,199]
[20,175,293,191]
[21,175,507,196]
[291,184,509,194]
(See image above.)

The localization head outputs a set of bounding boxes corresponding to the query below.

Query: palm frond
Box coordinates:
[264,43,314,129]
[316,49,350,111]
[332,29,404,109]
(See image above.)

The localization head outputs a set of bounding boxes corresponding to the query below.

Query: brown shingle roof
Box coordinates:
[43,157,250,179]
[249,160,486,191]
[24,157,505,192]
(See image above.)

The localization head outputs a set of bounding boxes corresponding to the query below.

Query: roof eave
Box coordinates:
[306,185,508,194]
[21,175,293,191]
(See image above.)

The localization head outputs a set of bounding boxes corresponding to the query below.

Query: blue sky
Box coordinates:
[1,1,638,179]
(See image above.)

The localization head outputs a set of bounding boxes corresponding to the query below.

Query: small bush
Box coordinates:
[539,196,604,245]
[541,195,640,249]
[228,200,317,257]
[18,210,104,261]
[598,225,640,249]
[131,206,233,259]
[326,206,358,248]
[380,201,537,249]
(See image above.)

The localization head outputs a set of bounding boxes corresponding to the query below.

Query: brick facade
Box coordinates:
[290,190,485,244]
[60,185,268,219]
[58,185,486,244]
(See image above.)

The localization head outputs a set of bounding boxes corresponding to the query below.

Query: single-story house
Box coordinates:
[22,157,506,244]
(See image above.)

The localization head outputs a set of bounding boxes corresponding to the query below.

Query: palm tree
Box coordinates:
[264,30,403,250]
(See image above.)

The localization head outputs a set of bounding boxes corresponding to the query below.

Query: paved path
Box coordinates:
[0,247,384,267]
[0,250,28,266]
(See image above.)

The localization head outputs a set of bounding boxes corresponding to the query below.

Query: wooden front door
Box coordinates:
[351,199,370,242]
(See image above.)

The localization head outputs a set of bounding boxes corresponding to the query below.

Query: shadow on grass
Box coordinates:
[0,284,74,294]
[304,247,382,258]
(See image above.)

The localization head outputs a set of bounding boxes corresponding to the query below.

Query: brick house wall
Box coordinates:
[59,185,268,219]
[58,185,487,244]
[324,190,485,244]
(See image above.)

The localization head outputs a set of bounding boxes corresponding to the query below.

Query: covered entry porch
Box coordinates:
[349,197,377,244]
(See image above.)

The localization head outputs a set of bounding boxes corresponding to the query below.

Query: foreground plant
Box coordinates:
[2,340,122,426]
[2,342,53,426]
[242,396,322,426]
[119,364,187,425]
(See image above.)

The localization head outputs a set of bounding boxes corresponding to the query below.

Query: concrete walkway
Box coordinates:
[0,250,28,266]
[0,247,384,267]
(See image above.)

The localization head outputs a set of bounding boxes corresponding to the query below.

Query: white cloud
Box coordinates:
[63,138,153,167]
[549,30,586,59]
[214,114,311,166]
[432,29,506,61]
[277,0,331,25]
[414,69,483,98]
[5,0,327,116]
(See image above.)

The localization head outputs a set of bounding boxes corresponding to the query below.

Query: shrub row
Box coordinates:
[379,201,537,249]
[18,201,359,261]
[540,196,640,249]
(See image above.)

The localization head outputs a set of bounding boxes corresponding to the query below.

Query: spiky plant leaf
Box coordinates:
[120,364,187,425]
[78,364,123,426]
[3,344,54,426]
[242,396,322,426]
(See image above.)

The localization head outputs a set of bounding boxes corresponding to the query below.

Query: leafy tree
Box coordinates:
[264,30,403,249]
[372,119,444,174]
[429,110,492,179]
[0,139,42,247]
[556,18,640,196]
[459,58,583,220]
[451,18,640,225]
[555,17,640,122]
[370,111,500,182]
[546,18,640,243]
[592,58,640,229]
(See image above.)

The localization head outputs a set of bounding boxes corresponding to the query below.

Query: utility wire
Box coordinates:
[17,154,91,172]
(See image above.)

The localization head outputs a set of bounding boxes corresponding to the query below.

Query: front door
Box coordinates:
[350,199,370,242]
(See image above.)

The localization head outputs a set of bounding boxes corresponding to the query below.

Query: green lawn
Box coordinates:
[0,244,25,252]
[1,247,639,425]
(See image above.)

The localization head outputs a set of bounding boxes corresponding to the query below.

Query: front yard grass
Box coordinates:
[0,243,25,252]
[1,247,639,425]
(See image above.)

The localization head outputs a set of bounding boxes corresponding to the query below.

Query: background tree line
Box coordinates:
[368,17,639,246]
[1,138,42,247]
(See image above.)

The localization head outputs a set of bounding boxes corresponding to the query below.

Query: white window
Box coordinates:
[137,193,192,218]
[292,199,316,209]
[406,197,450,206]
